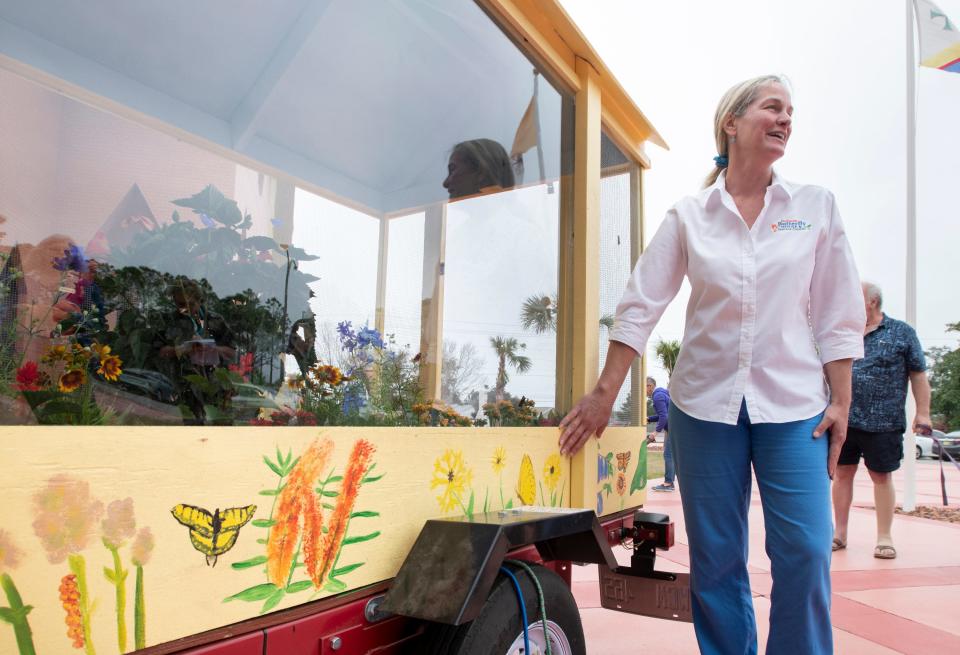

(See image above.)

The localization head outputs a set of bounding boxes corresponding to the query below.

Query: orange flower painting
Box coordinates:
[229,438,382,613]
[312,439,375,587]
[266,438,333,586]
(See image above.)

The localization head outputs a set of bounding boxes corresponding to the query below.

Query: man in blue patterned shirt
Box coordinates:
[831,282,931,560]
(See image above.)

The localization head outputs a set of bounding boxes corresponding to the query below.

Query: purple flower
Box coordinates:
[52,244,88,273]
[199,213,216,228]
[357,326,384,350]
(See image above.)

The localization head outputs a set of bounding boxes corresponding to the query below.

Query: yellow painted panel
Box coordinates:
[573,427,649,518]
[0,426,622,654]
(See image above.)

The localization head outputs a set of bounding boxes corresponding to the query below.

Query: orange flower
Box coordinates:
[312,440,375,587]
[90,343,111,359]
[266,438,333,587]
[300,489,325,587]
[59,574,84,649]
[58,369,86,393]
[312,364,344,386]
[616,472,627,496]
[42,344,68,363]
[97,354,123,381]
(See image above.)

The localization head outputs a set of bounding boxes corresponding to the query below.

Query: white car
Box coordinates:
[914,429,945,459]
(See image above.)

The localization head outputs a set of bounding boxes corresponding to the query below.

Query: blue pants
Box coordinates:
[663,431,675,484]
[669,401,833,655]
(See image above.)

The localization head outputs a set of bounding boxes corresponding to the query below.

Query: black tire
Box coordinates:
[917,445,923,460]
[420,563,585,655]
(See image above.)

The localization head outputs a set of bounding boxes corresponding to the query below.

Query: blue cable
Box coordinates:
[500,566,530,655]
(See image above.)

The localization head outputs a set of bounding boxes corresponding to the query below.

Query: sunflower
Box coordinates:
[97,354,123,382]
[616,472,627,496]
[430,449,473,513]
[543,453,562,491]
[491,446,507,474]
[91,343,111,359]
[57,368,87,393]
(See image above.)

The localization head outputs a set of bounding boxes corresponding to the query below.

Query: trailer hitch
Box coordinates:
[598,511,693,622]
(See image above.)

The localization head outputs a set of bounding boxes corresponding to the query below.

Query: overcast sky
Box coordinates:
[560,0,960,386]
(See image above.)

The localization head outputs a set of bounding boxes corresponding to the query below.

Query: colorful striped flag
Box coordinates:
[916,0,960,72]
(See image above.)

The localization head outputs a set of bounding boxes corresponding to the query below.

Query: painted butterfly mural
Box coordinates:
[171,503,256,566]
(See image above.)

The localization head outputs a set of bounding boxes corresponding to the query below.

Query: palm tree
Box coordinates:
[521,291,614,333]
[654,338,681,379]
[490,336,532,401]
[520,293,558,334]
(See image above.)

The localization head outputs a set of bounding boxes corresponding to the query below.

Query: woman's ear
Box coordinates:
[722,113,737,140]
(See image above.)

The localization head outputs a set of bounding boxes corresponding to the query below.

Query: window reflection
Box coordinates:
[0,0,572,427]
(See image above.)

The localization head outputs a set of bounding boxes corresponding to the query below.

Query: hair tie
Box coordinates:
[713,154,729,168]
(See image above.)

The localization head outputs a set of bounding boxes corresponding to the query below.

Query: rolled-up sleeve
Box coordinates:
[809,192,865,364]
[610,208,687,356]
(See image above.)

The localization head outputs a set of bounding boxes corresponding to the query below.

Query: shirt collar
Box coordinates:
[701,169,794,209]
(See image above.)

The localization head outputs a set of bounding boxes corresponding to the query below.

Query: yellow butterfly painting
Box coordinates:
[516,454,536,505]
[171,503,256,566]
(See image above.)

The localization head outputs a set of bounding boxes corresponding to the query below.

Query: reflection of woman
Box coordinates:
[443,139,515,199]
[559,76,865,654]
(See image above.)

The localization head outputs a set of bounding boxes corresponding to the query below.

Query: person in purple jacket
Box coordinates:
[646,376,675,491]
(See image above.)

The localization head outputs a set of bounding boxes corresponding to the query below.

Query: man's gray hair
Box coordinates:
[863,281,883,309]
[646,376,657,386]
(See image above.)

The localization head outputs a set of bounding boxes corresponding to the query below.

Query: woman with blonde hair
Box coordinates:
[559,75,864,654]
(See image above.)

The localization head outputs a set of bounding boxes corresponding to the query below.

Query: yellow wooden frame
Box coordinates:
[0,2,667,651]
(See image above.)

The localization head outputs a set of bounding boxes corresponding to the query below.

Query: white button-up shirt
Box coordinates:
[610,171,865,425]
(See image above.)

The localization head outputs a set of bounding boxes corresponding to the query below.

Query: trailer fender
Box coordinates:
[380,508,617,625]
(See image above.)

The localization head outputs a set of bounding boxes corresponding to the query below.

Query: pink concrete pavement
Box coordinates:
[574,458,960,654]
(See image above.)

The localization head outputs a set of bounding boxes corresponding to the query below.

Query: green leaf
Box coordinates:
[285,245,320,262]
[260,587,285,613]
[630,439,649,495]
[322,503,335,510]
[349,511,379,519]
[0,607,17,623]
[284,456,301,476]
[323,475,344,485]
[256,538,268,545]
[362,473,384,484]
[224,583,279,603]
[252,519,276,528]
[231,555,268,570]
[320,490,339,498]
[341,531,381,546]
[324,578,348,594]
[483,488,489,514]
[259,487,284,496]
[466,490,475,518]
[103,567,116,583]
[285,580,314,594]
[331,562,364,577]
[505,499,514,509]
[263,455,283,477]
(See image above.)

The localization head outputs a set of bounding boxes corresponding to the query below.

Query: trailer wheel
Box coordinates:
[422,563,585,655]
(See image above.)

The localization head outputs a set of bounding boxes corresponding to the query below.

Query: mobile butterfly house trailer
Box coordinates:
[0,1,683,653]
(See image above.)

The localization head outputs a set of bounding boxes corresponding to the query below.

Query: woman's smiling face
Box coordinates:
[727,82,793,163]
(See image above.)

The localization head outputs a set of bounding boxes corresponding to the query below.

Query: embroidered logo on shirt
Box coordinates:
[770,218,813,233]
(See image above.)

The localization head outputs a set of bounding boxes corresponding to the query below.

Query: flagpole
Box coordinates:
[904,0,919,512]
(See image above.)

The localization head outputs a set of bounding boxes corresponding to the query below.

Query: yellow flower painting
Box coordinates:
[430,449,473,513]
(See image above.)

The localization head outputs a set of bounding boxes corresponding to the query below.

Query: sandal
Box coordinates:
[831,537,846,551]
[874,544,897,559]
